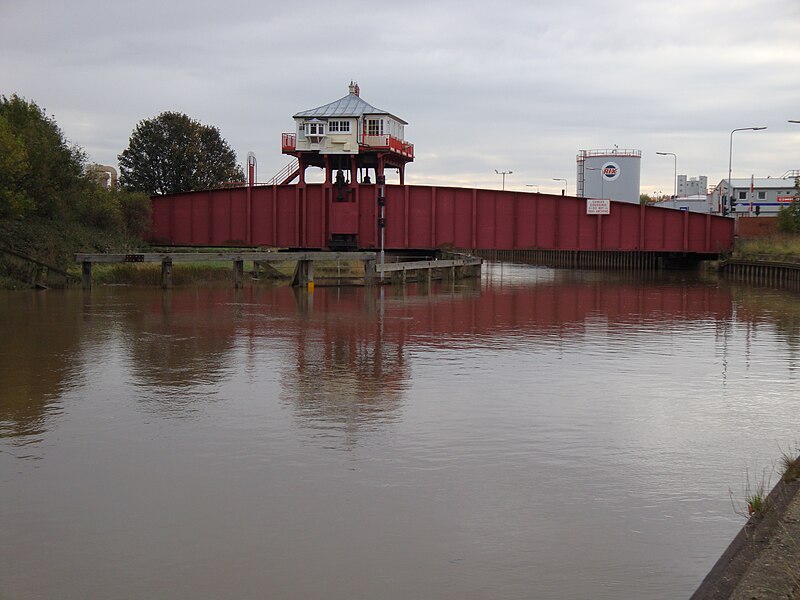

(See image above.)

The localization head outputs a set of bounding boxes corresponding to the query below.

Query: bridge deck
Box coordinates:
[149,184,735,255]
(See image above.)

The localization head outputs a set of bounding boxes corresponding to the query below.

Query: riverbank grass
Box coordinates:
[734,235,800,262]
[89,258,366,286]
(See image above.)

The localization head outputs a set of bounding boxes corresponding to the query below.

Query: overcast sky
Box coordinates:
[2,0,799,195]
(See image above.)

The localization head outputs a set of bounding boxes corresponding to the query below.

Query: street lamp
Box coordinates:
[553,178,567,196]
[728,127,767,214]
[656,152,677,199]
[526,184,539,193]
[495,169,512,191]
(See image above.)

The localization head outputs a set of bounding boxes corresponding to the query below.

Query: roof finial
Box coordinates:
[348,81,360,97]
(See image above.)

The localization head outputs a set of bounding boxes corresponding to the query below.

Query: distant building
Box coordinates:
[677,175,707,198]
[711,176,799,216]
[652,195,712,213]
[86,164,117,189]
[576,148,641,204]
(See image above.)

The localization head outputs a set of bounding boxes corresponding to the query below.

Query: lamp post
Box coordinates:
[553,178,567,196]
[526,184,539,193]
[495,169,512,191]
[655,152,677,199]
[728,127,767,214]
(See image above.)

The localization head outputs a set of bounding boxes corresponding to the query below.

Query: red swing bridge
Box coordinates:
[148,83,734,268]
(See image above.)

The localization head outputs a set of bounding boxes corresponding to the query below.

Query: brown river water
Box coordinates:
[2,263,800,599]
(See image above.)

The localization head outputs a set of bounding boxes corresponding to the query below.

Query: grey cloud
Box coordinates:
[1,0,798,192]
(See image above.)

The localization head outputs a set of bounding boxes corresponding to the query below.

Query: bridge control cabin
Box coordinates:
[281,82,414,187]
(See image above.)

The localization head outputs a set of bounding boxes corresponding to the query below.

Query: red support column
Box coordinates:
[298,154,306,185]
[377,154,385,181]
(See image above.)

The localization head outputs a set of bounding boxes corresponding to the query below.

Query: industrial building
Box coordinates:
[677,175,708,198]
[711,175,799,216]
[576,148,641,204]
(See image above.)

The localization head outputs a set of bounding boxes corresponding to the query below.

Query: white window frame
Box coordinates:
[328,120,351,134]
[367,118,383,136]
[758,191,766,200]
[306,121,325,136]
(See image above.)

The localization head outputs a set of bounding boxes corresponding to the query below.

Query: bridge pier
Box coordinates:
[74,251,481,289]
[291,260,315,288]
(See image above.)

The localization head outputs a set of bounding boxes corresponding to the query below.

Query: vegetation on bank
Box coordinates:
[733,235,800,263]
[0,94,249,289]
[0,94,152,287]
[91,259,365,287]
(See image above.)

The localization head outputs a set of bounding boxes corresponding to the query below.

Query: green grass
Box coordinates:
[780,444,800,484]
[89,259,366,287]
[733,235,800,262]
[731,467,773,519]
[746,489,767,516]
[0,217,146,289]
[92,263,235,286]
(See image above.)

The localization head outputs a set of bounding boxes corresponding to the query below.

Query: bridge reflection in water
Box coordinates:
[0,268,743,441]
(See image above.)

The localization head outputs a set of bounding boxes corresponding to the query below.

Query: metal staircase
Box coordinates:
[266,159,300,186]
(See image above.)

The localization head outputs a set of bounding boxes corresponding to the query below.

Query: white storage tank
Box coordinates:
[577,149,641,204]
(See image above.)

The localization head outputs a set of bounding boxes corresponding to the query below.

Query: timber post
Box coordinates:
[161,258,173,289]
[81,261,92,290]
[233,259,244,289]
[364,259,376,286]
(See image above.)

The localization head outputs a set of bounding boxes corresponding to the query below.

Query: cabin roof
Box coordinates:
[293,91,407,125]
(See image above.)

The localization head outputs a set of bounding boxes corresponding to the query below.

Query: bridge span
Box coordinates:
[150,184,734,257]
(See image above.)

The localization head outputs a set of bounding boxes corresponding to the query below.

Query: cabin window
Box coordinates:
[758,191,766,200]
[738,191,747,200]
[306,122,325,136]
[328,120,350,133]
[367,118,383,136]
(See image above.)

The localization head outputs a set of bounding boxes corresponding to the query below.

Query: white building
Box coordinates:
[677,175,707,198]
[711,176,799,216]
[652,195,713,213]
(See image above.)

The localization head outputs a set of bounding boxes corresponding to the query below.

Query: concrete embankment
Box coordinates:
[691,460,800,599]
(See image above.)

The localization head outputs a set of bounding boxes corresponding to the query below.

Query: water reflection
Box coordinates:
[4,268,800,445]
[121,291,239,406]
[0,292,83,451]
[4,266,800,599]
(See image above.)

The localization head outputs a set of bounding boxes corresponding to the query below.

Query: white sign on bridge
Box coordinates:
[586,199,610,215]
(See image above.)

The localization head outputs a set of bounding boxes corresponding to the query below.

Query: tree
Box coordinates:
[0,115,31,218]
[776,178,800,234]
[118,112,244,195]
[0,95,85,219]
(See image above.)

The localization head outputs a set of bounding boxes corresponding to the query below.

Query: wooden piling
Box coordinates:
[82,261,92,290]
[161,258,173,289]
[233,259,244,289]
